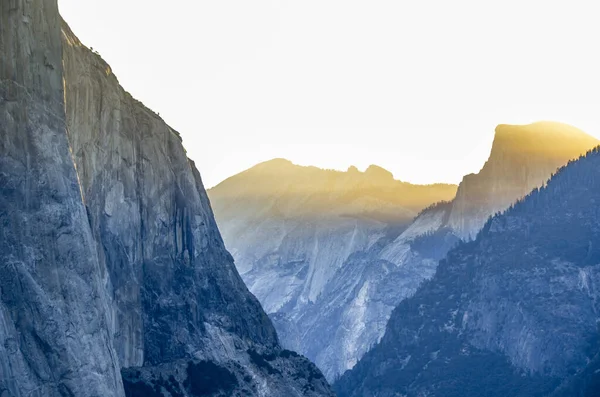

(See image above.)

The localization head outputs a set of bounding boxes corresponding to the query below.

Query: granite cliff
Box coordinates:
[335,147,600,397]
[209,123,598,381]
[448,122,599,240]
[0,1,123,395]
[0,1,333,396]
[208,161,457,379]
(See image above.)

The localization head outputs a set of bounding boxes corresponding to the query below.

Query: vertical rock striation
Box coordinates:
[60,17,333,397]
[0,1,124,396]
[335,147,600,397]
[208,160,458,379]
[448,122,599,240]
[62,21,278,369]
[209,122,599,381]
[1,1,334,395]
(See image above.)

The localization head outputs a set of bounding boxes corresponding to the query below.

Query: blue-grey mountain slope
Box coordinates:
[209,123,598,381]
[335,147,600,397]
[0,1,123,395]
[209,161,457,379]
[0,1,333,396]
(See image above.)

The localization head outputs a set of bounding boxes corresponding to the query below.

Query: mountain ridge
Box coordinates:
[209,121,599,381]
[335,146,600,397]
[213,158,457,189]
[447,121,599,240]
[208,157,458,379]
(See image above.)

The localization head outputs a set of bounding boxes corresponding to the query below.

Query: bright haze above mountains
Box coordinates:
[58,0,600,188]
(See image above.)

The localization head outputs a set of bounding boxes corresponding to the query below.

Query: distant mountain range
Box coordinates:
[335,145,600,397]
[208,160,457,379]
[209,121,599,381]
[6,2,599,397]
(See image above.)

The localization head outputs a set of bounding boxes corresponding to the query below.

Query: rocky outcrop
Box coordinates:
[335,147,600,397]
[209,123,599,382]
[208,161,457,379]
[0,1,123,396]
[0,1,333,396]
[316,122,598,379]
[448,122,599,240]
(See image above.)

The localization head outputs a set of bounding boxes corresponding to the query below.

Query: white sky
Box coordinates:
[58,0,600,188]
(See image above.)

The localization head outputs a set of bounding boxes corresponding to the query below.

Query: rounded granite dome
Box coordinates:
[492,121,599,158]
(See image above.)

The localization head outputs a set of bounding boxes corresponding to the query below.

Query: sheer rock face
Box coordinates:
[209,162,458,380]
[335,148,600,397]
[0,2,333,396]
[209,123,598,382]
[60,20,333,397]
[448,122,599,240]
[269,216,460,381]
[62,22,278,369]
[0,1,123,396]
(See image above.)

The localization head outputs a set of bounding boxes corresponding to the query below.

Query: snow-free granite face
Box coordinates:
[209,161,458,379]
[209,123,599,381]
[448,122,599,240]
[269,204,461,381]
[335,147,600,397]
[0,2,334,396]
[0,1,123,396]
[209,160,457,309]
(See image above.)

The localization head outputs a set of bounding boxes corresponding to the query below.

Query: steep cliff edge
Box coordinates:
[60,18,333,397]
[335,147,600,397]
[0,1,124,396]
[0,1,333,396]
[448,122,599,240]
[208,122,598,381]
[208,160,457,379]
[62,19,278,369]
[329,123,600,384]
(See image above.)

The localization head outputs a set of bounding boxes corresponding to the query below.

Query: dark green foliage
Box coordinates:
[183,361,238,396]
[551,327,600,397]
[162,376,185,397]
[123,379,163,397]
[280,349,300,359]
[307,365,325,381]
[122,371,186,397]
[335,146,600,397]
[410,227,460,260]
[247,349,281,375]
[416,200,454,220]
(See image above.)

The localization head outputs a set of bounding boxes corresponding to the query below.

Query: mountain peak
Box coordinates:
[248,158,296,174]
[260,158,294,167]
[364,165,394,180]
[491,121,599,158]
[447,121,599,240]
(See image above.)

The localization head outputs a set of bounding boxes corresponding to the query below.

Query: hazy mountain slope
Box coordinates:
[335,147,600,397]
[208,161,457,378]
[0,2,333,396]
[209,123,598,381]
[271,204,461,380]
[0,1,124,395]
[211,159,456,225]
[448,122,599,240]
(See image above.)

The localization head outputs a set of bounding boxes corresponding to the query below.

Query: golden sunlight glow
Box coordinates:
[209,158,458,223]
[492,122,600,159]
[57,0,600,187]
